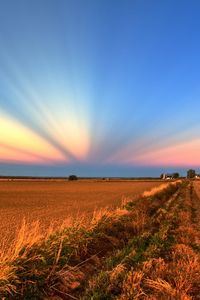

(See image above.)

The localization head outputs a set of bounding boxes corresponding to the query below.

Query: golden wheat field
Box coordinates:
[0,179,163,246]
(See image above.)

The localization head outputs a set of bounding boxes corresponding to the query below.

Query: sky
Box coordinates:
[0,0,200,177]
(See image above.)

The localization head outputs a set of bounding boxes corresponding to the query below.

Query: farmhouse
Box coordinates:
[162,173,174,180]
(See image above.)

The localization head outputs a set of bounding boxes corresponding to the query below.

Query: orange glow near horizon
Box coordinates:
[2,111,200,168]
[0,145,48,164]
[124,139,200,167]
[0,115,67,164]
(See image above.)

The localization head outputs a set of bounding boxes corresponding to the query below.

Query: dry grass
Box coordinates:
[0,181,179,299]
[4,180,200,299]
[142,180,180,197]
[0,180,164,249]
[118,182,200,300]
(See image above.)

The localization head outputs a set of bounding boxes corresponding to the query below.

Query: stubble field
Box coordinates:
[0,179,163,247]
[3,180,200,299]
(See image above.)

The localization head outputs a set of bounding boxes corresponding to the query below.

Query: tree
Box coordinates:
[173,172,180,179]
[68,175,78,181]
[187,169,196,179]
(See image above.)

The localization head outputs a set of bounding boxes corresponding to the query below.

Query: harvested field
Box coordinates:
[0,180,163,247]
[0,181,200,300]
[4,180,200,299]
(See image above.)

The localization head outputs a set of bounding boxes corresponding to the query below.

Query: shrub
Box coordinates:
[68,175,78,181]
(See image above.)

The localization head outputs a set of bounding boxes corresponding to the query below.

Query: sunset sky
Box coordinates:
[1,0,200,177]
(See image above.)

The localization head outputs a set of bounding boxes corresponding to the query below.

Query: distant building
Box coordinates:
[166,173,174,180]
[161,172,179,180]
[161,173,173,180]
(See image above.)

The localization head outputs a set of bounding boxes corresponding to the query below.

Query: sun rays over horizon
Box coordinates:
[1,0,200,176]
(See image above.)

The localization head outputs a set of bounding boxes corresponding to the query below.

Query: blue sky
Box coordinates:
[0,0,200,176]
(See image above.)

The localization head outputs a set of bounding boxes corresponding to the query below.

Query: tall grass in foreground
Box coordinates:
[0,181,183,299]
[112,182,200,300]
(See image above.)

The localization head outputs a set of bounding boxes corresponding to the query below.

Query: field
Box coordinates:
[2,180,200,299]
[0,179,164,247]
